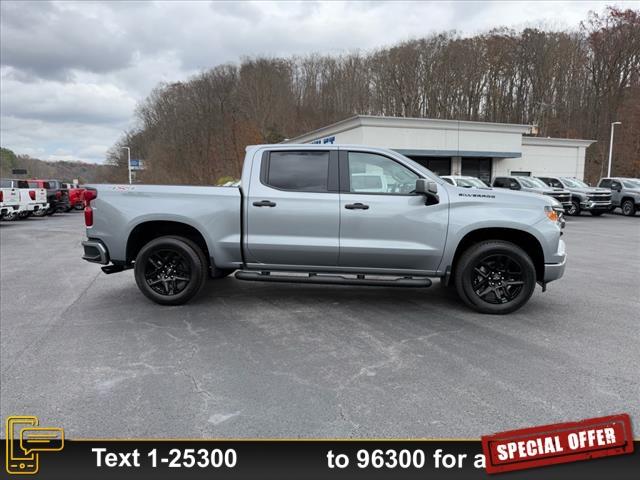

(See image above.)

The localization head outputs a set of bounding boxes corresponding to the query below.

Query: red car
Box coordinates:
[62,183,86,210]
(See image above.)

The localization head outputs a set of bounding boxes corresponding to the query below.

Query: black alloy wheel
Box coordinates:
[144,249,192,296]
[454,240,536,314]
[134,236,207,305]
[470,254,525,305]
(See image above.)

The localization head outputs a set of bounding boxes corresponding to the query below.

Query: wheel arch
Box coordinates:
[126,220,210,267]
[450,228,545,282]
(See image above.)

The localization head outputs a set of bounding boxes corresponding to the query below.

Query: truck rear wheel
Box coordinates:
[454,240,536,314]
[134,236,207,305]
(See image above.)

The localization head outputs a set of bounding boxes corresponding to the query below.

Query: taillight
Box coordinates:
[29,190,36,200]
[83,189,97,207]
[83,189,97,227]
[84,206,93,227]
[0,191,3,202]
[56,190,61,200]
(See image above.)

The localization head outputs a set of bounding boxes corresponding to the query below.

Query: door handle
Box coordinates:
[345,203,369,210]
[252,200,276,207]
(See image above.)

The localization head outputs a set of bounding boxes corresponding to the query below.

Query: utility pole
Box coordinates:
[607,122,621,177]
[122,146,132,184]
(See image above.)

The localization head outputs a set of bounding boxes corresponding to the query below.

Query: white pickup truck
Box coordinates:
[1,183,21,220]
[1,179,48,218]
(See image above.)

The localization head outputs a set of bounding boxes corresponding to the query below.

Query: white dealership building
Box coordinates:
[284,115,595,184]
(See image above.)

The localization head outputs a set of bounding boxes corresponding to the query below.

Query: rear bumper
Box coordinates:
[82,239,109,265]
[544,239,567,283]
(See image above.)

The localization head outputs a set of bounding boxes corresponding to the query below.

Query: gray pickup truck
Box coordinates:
[81,145,566,314]
[537,176,612,216]
[492,176,572,210]
[597,177,640,216]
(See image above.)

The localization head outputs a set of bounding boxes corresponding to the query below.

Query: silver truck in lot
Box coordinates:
[492,176,572,210]
[81,145,566,314]
[537,176,612,216]
[597,177,640,216]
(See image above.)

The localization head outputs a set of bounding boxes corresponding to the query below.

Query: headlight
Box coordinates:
[545,205,560,222]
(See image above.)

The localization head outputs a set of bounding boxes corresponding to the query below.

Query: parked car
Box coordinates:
[597,177,640,216]
[62,183,85,210]
[441,175,491,188]
[492,176,572,210]
[1,178,48,218]
[537,176,612,216]
[27,179,69,214]
[0,182,21,220]
[81,145,567,315]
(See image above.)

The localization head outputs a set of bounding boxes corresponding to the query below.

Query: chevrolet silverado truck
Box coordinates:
[492,176,572,210]
[597,177,640,216]
[0,185,20,220]
[537,176,612,216]
[81,145,567,314]
[1,178,48,218]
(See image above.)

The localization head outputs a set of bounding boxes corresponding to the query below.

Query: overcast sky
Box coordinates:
[0,0,625,163]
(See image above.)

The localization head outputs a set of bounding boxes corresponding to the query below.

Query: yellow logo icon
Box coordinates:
[6,416,64,475]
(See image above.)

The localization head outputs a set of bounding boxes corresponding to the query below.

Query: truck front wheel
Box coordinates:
[454,240,536,314]
[134,236,207,305]
[621,199,636,216]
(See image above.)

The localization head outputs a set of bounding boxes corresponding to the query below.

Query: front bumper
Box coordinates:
[82,239,109,265]
[544,239,567,283]
[580,200,612,211]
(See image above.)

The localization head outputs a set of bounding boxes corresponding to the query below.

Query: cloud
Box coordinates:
[0,0,609,163]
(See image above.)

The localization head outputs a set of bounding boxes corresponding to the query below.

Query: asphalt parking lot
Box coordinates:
[1,212,639,439]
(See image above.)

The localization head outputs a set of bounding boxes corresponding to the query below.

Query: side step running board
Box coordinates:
[234,271,432,288]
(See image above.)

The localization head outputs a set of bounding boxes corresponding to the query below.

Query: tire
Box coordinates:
[134,236,207,305]
[566,200,580,216]
[590,210,605,216]
[454,240,536,315]
[621,199,636,216]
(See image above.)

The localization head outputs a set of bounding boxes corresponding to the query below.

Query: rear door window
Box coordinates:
[264,151,330,192]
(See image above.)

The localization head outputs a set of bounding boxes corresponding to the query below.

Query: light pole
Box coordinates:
[122,146,132,184]
[607,121,622,177]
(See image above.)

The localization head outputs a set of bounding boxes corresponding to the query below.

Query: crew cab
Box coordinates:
[537,176,612,216]
[597,177,640,216]
[81,145,567,314]
[492,176,572,210]
[0,178,48,218]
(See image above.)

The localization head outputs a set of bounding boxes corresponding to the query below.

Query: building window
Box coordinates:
[406,156,451,176]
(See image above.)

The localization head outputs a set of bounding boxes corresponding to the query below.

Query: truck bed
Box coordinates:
[86,184,242,267]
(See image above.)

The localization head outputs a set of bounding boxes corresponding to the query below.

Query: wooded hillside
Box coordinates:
[106,7,639,185]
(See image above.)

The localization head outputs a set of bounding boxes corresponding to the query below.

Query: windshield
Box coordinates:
[518,177,547,188]
[456,177,488,188]
[622,179,640,188]
[560,177,588,188]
